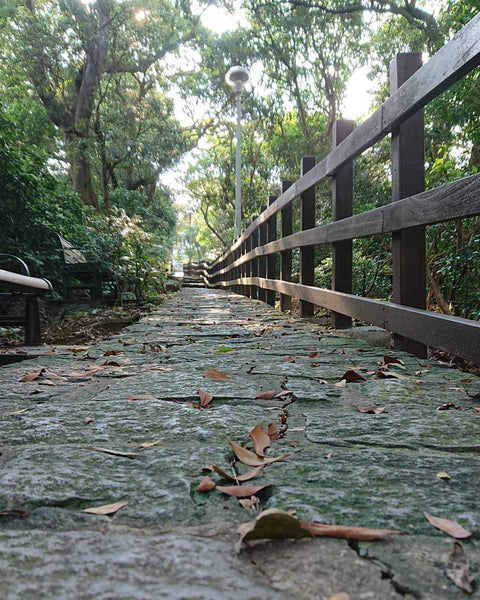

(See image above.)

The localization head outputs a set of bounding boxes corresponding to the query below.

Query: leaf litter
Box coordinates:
[236,508,402,551]
[446,542,475,593]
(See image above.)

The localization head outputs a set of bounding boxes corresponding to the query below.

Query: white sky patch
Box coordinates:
[200,4,245,34]
[341,66,375,121]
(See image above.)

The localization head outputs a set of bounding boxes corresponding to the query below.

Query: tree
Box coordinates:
[8,0,202,209]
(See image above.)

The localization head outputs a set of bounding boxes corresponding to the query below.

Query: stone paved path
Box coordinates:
[1,287,479,599]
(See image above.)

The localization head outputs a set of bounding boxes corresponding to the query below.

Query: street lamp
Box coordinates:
[225,65,249,239]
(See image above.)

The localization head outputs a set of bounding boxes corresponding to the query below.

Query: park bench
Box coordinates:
[0,254,52,345]
[45,228,112,301]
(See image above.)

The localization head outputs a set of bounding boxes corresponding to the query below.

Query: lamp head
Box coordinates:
[225,66,249,92]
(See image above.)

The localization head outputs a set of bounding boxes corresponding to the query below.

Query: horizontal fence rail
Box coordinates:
[193,14,480,364]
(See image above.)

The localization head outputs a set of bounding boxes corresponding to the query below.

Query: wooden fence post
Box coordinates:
[266,195,278,306]
[251,215,259,300]
[390,52,427,358]
[258,205,268,303]
[332,119,354,328]
[245,219,253,298]
[280,181,293,312]
[300,156,316,317]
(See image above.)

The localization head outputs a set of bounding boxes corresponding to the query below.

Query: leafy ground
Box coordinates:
[0,298,477,376]
[0,302,150,347]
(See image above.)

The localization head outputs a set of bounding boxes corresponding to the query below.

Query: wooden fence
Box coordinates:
[191,14,480,364]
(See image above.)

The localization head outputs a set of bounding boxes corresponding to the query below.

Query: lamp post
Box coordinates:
[225,65,249,240]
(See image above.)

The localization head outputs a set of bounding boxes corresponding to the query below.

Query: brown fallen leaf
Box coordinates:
[82,499,129,516]
[446,542,475,594]
[126,394,158,401]
[197,476,216,493]
[228,440,290,467]
[90,447,139,459]
[255,390,276,399]
[249,424,271,457]
[103,360,121,367]
[238,498,259,510]
[474,407,480,412]
[309,351,321,358]
[19,368,45,382]
[204,368,230,380]
[380,356,405,367]
[0,508,29,518]
[267,422,279,440]
[284,355,295,363]
[436,470,451,480]
[85,416,94,425]
[342,370,366,383]
[138,440,161,448]
[274,390,294,399]
[424,513,472,539]
[357,406,385,414]
[217,484,272,498]
[436,403,461,411]
[301,521,402,541]
[237,508,313,547]
[237,508,403,551]
[104,350,120,356]
[211,464,265,482]
[197,389,214,408]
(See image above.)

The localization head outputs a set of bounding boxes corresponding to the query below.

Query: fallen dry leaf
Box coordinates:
[217,484,271,498]
[446,542,475,593]
[204,368,230,380]
[126,394,158,401]
[436,402,461,411]
[90,447,139,459]
[474,407,480,412]
[357,406,385,414]
[275,390,294,399]
[236,508,402,550]
[267,422,279,440]
[424,513,472,539]
[0,508,29,518]
[249,424,271,457]
[301,521,402,541]
[138,440,161,448]
[309,351,321,358]
[237,508,312,547]
[197,389,213,408]
[380,356,405,367]
[436,470,451,480]
[85,416,94,425]
[335,379,347,388]
[211,464,265,482]
[197,476,216,493]
[238,498,259,510]
[342,370,366,383]
[82,499,129,516]
[284,355,295,363]
[228,440,289,467]
[255,390,276,399]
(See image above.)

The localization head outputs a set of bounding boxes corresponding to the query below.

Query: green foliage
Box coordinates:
[81,208,166,303]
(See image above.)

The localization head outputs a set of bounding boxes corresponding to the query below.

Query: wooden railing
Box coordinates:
[194,14,480,364]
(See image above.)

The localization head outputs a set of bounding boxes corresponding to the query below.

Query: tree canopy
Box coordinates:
[1,0,479,315]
